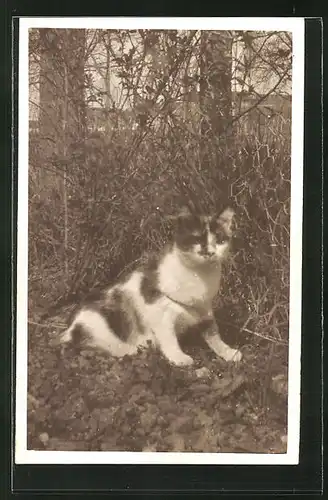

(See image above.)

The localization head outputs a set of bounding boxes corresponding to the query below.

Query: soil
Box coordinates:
[27,318,288,454]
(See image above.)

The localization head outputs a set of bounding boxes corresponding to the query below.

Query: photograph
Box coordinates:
[16,17,304,465]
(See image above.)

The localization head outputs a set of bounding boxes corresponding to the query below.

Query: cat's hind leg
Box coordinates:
[55,309,138,357]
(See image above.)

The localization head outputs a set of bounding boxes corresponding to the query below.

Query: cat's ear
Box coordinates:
[218,207,235,234]
[165,205,192,222]
[178,205,193,218]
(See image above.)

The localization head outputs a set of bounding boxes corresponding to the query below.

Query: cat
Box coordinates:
[57,206,242,366]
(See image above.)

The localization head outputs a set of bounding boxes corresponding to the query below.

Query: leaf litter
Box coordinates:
[27,323,288,454]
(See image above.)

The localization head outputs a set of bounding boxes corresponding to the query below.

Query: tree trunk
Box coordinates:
[199,30,233,169]
[39,28,86,160]
[38,28,86,289]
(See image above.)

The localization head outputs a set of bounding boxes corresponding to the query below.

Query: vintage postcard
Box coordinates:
[15,17,304,465]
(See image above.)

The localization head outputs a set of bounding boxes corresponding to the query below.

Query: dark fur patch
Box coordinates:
[70,323,90,344]
[175,314,214,338]
[175,214,205,251]
[174,213,231,252]
[208,216,230,244]
[120,288,145,336]
[130,305,145,335]
[176,230,207,251]
[139,253,162,304]
[99,289,132,342]
[197,318,215,332]
[140,273,162,304]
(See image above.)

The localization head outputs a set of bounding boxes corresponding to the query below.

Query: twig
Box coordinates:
[241,328,288,346]
[28,320,66,329]
[219,319,288,346]
[226,65,291,130]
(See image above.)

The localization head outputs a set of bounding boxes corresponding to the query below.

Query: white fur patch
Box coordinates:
[63,309,137,357]
[158,246,222,307]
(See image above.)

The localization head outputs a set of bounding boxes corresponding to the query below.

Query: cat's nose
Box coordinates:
[206,250,215,257]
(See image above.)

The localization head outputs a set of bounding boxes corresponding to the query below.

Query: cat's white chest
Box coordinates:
[158,252,221,306]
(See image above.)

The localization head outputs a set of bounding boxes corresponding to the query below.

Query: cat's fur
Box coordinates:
[58,206,242,366]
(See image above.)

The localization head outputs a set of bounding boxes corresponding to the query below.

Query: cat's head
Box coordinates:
[172,206,235,264]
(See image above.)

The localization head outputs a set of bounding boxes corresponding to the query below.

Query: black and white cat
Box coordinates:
[58,206,242,366]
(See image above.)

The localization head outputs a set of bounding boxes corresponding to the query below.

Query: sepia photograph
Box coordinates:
[16,17,304,465]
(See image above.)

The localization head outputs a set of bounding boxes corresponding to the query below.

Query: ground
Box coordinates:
[27,313,288,454]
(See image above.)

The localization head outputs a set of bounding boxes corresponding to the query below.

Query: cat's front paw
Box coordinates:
[221,347,242,363]
[169,353,194,367]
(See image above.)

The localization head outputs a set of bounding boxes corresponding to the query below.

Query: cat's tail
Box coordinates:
[52,314,138,358]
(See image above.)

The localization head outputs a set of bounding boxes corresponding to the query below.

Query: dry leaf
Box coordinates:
[212,374,245,398]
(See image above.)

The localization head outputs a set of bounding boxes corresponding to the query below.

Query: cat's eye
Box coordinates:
[189,234,201,243]
[216,235,228,244]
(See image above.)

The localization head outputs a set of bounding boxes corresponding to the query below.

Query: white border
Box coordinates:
[15,17,305,465]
